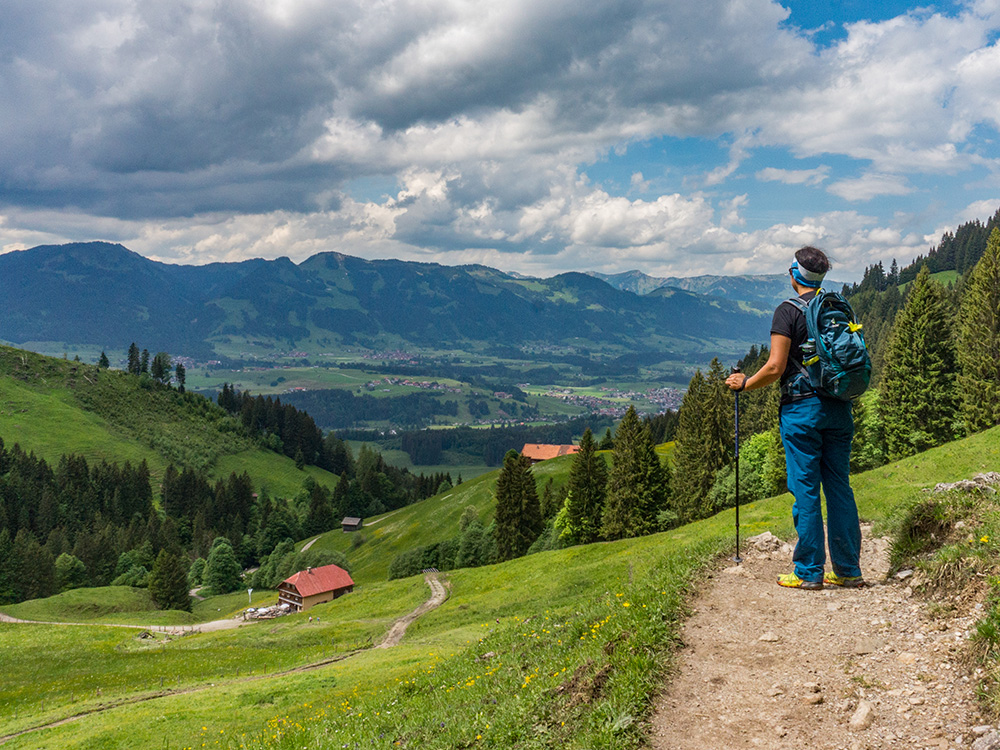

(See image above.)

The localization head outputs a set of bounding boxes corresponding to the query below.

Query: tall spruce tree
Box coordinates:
[149,549,192,611]
[957,227,1000,432]
[670,370,707,523]
[601,406,669,540]
[671,361,733,523]
[492,450,542,560]
[881,266,961,459]
[98,351,110,369]
[599,428,614,450]
[127,343,141,375]
[150,352,172,384]
[562,428,607,544]
[302,480,335,537]
[175,362,186,393]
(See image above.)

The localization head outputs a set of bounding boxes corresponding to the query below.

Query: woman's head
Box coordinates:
[790,246,830,288]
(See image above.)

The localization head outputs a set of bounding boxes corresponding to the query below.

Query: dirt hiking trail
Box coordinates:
[650,527,996,750]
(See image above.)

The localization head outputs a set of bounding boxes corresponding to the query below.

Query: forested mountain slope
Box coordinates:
[0,242,766,357]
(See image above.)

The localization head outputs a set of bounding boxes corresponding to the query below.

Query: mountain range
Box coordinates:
[0,242,771,361]
[589,269,848,308]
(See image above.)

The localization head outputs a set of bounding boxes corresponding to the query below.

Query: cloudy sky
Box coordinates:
[2,0,999,279]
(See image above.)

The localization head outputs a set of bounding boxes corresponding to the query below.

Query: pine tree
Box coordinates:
[601,406,669,540]
[599,428,614,450]
[127,343,141,375]
[957,227,1000,432]
[492,450,542,560]
[98,351,110,369]
[150,352,172,384]
[881,266,961,459]
[670,360,735,522]
[175,363,186,393]
[303,481,335,537]
[149,549,192,611]
[563,428,607,544]
[140,349,150,375]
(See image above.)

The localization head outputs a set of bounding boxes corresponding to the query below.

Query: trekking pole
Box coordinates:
[732,366,743,564]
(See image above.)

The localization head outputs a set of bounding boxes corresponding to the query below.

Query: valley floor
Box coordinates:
[650,528,991,749]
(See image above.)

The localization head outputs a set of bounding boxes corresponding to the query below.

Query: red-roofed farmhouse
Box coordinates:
[521,443,580,463]
[278,564,355,612]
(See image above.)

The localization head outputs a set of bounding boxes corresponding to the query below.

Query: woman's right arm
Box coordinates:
[725,333,790,392]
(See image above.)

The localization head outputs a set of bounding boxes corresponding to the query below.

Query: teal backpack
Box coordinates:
[784,291,871,401]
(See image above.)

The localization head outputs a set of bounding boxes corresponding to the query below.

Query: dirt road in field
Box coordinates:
[0,609,243,633]
[649,528,993,750]
[376,571,447,648]
[0,572,448,745]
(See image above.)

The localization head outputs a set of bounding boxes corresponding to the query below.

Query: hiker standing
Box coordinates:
[725,246,865,590]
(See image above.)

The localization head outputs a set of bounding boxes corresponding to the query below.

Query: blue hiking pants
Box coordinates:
[779,396,861,583]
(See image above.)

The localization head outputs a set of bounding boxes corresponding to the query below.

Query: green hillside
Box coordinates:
[309,442,675,583]
[306,452,581,582]
[0,345,338,497]
[898,268,959,293]
[3,427,998,749]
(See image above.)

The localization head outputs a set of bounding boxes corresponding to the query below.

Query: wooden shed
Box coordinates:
[277,564,355,612]
[342,516,363,532]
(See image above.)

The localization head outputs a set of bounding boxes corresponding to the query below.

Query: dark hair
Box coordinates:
[795,246,831,275]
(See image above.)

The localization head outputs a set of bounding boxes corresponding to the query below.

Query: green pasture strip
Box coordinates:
[226,426,1000,749]
[0,588,279,626]
[211,450,339,498]
[0,377,158,470]
[353,444,493,482]
[1,586,174,624]
[1,640,461,750]
[0,577,429,736]
[306,470,500,582]
[187,366,378,395]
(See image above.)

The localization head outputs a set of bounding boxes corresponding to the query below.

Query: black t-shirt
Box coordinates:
[771,290,816,402]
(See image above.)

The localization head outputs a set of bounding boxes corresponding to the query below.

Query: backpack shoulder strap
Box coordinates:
[784,296,808,313]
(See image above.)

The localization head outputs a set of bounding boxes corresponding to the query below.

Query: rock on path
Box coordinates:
[650,527,991,749]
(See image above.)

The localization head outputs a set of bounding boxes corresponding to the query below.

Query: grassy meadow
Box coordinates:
[3,426,999,748]
[0,345,339,498]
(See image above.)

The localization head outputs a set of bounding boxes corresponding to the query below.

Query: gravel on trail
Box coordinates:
[650,527,997,750]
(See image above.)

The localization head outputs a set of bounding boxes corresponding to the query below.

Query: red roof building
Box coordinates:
[278,564,355,612]
[521,443,580,463]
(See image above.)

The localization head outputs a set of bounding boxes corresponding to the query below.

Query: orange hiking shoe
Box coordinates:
[824,571,865,588]
[777,572,823,590]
